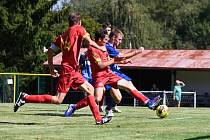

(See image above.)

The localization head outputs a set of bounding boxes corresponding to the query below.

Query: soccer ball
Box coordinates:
[156,105,169,118]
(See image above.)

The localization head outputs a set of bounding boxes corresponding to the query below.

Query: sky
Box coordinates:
[52,0,71,11]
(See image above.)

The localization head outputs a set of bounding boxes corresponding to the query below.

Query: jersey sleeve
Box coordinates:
[106,45,120,58]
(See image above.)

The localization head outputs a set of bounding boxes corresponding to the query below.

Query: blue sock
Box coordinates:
[106,98,116,111]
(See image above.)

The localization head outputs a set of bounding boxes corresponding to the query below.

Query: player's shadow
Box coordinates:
[23,112,64,117]
[69,113,92,117]
[0,121,38,125]
[184,135,210,140]
[22,113,92,117]
[148,117,161,119]
[25,109,61,112]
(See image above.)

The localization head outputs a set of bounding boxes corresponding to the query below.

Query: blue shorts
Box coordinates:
[105,70,131,91]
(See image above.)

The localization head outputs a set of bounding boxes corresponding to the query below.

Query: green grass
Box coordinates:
[0,103,210,140]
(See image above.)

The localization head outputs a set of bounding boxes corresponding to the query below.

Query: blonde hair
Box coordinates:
[111,28,124,38]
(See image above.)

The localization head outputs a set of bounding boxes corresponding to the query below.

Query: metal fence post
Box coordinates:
[13,74,16,104]
[134,98,136,107]
[194,92,197,108]
[163,90,166,105]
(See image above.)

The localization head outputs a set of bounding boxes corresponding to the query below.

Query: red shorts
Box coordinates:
[93,71,122,88]
[57,65,85,93]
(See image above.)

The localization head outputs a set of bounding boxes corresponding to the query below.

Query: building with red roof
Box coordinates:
[44,49,210,106]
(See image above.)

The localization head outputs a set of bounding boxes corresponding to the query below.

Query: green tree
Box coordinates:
[71,0,164,49]
[0,0,60,73]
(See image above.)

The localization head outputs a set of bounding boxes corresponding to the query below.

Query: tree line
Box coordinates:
[1,0,210,73]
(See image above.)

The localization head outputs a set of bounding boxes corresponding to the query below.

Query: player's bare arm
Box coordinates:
[180,81,185,87]
[97,58,115,69]
[96,56,129,69]
[48,45,59,78]
[116,59,132,64]
[119,47,144,59]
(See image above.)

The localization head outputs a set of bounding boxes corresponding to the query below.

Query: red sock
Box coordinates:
[75,97,89,110]
[24,95,52,103]
[130,90,149,104]
[99,94,105,107]
[87,95,102,122]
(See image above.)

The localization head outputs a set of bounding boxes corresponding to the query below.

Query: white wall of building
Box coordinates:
[176,71,210,95]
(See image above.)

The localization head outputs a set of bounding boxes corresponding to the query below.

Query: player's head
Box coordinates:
[68,13,81,26]
[95,29,109,46]
[111,28,124,47]
[102,22,112,35]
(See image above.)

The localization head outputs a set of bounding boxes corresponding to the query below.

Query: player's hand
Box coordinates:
[134,47,144,55]
[50,69,60,78]
[140,47,144,53]
[122,59,132,64]
[127,59,132,64]
[118,59,132,64]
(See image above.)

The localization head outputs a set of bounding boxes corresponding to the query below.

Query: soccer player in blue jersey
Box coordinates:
[99,23,139,115]
[104,28,146,116]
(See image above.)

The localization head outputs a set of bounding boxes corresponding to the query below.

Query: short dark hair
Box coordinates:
[95,29,108,42]
[68,13,81,26]
[102,22,111,29]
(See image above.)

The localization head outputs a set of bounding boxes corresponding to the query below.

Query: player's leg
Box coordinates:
[177,101,181,107]
[64,81,92,117]
[117,79,149,103]
[65,81,111,124]
[15,71,71,107]
[64,81,93,117]
[101,85,111,113]
[176,95,181,107]
[95,87,105,103]
[117,79,161,110]
[14,91,67,112]
[94,87,112,124]
[14,72,72,112]
[98,93,105,112]
[83,83,112,124]
[105,88,122,117]
[110,70,131,113]
[110,88,122,104]
[110,88,122,113]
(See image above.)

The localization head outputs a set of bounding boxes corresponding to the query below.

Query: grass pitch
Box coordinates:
[0,103,210,140]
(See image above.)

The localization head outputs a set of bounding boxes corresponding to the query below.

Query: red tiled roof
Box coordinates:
[44,49,210,70]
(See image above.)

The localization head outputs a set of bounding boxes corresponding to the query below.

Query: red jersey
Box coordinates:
[87,46,111,77]
[88,46,122,88]
[53,25,89,69]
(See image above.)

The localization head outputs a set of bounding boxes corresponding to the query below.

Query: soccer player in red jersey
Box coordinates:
[14,13,111,125]
[87,29,162,112]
